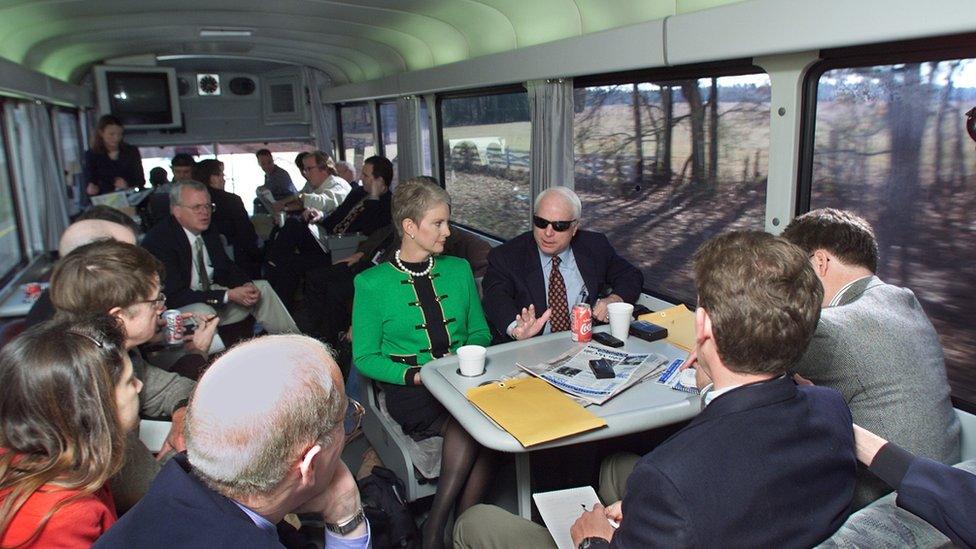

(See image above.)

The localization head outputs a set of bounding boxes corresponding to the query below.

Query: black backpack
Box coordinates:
[358,466,421,548]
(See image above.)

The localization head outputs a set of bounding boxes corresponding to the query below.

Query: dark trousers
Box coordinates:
[298,262,355,344]
[267,218,330,311]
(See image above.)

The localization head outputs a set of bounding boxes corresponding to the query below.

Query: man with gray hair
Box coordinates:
[483,186,643,342]
[335,159,357,187]
[95,335,370,547]
[141,181,299,337]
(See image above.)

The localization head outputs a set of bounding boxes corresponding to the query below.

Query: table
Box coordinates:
[420,326,699,518]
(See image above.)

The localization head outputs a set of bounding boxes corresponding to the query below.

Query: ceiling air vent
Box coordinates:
[229,77,256,96]
[197,74,220,96]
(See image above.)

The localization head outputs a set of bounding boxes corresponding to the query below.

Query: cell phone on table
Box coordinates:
[589,358,616,379]
[629,320,668,343]
[592,331,624,348]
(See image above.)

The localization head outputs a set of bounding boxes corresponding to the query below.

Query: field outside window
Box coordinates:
[809,59,976,403]
[574,74,771,304]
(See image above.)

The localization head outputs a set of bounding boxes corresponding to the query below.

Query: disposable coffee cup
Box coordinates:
[607,302,634,341]
[457,345,487,377]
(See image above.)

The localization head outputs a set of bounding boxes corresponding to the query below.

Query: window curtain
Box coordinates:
[527,78,574,202]
[3,102,69,254]
[396,95,423,183]
[303,67,337,156]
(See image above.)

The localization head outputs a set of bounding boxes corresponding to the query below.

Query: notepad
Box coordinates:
[533,486,617,549]
[465,377,606,447]
[639,304,696,352]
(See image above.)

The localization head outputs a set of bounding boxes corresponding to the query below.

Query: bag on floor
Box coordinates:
[358,466,421,548]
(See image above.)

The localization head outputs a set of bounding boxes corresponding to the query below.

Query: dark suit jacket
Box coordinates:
[141,216,251,309]
[481,230,643,340]
[319,187,391,236]
[605,376,856,549]
[94,454,314,548]
[209,186,263,275]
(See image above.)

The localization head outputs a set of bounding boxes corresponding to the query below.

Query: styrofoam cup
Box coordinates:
[607,302,634,341]
[457,345,487,376]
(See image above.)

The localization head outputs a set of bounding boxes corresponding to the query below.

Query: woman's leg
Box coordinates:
[423,417,479,549]
[457,447,495,513]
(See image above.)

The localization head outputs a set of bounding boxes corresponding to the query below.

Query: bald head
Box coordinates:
[58,219,137,256]
[185,335,344,496]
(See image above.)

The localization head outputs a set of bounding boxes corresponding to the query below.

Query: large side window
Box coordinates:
[340,104,376,177]
[54,108,84,213]
[0,106,23,284]
[805,56,976,404]
[574,71,771,304]
[439,90,531,239]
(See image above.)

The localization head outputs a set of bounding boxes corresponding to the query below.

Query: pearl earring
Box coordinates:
[409,234,415,240]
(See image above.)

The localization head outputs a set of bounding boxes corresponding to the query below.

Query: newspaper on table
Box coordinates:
[516,345,671,405]
[655,357,700,394]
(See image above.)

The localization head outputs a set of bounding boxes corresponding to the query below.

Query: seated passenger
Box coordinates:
[352,178,493,549]
[50,240,217,512]
[336,159,357,187]
[482,187,643,342]
[852,423,975,547]
[266,153,372,310]
[141,181,299,337]
[782,208,960,508]
[256,148,296,201]
[303,154,392,236]
[455,231,857,549]
[144,153,193,229]
[94,335,370,549]
[194,159,263,278]
[0,315,140,546]
[148,167,169,187]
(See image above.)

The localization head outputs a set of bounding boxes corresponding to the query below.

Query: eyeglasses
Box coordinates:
[302,165,326,173]
[178,203,215,214]
[140,292,166,309]
[533,216,577,232]
[343,398,365,441]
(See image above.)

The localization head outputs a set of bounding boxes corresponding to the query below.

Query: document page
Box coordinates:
[533,486,609,549]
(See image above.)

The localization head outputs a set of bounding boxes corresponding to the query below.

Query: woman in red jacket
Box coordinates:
[0,315,142,547]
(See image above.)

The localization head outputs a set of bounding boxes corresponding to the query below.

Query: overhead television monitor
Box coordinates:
[93,65,182,130]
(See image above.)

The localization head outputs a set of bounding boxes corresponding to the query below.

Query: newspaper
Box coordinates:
[516,345,670,405]
[655,358,700,394]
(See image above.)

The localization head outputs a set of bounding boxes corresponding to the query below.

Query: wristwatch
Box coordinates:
[578,537,608,549]
[325,507,366,536]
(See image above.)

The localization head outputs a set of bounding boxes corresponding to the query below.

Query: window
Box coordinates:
[805,57,976,404]
[379,101,398,182]
[574,72,771,304]
[0,107,23,284]
[440,90,531,239]
[419,97,433,176]
[140,144,215,182]
[54,109,84,213]
[340,104,376,177]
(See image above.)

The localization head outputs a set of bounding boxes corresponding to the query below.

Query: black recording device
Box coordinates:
[588,358,616,379]
[592,331,625,348]
[629,320,668,342]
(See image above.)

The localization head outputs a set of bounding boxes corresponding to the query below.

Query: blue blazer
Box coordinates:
[95,454,313,548]
[141,216,251,309]
[481,230,643,341]
[610,376,856,549]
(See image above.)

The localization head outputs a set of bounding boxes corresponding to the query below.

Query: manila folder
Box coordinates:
[465,377,606,447]
[639,303,695,352]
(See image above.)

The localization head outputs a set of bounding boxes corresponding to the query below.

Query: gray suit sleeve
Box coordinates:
[132,351,196,418]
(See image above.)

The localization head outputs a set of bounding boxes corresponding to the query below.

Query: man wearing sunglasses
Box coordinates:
[482,187,643,342]
[97,335,371,548]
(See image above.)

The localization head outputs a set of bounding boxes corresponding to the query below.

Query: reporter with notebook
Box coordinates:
[454,231,857,549]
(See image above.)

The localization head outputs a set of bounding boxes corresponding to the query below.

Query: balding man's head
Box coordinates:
[185,335,345,498]
[58,219,137,256]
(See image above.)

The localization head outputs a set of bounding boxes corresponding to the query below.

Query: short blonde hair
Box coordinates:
[391,177,451,237]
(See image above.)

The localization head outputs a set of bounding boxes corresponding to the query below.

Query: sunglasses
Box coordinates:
[533,216,577,232]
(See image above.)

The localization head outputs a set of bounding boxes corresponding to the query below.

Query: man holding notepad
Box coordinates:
[454,231,857,549]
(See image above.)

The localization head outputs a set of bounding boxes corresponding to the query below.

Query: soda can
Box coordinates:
[571,303,592,343]
[162,309,184,345]
[23,282,42,303]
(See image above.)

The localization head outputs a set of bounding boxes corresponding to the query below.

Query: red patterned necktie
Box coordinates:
[548,256,570,332]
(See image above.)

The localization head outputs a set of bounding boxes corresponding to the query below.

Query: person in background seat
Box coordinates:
[256,148,296,201]
[194,159,263,278]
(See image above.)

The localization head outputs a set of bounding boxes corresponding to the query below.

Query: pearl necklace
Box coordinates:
[394,249,434,277]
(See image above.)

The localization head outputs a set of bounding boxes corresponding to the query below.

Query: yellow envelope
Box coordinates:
[639,304,696,352]
[466,377,606,447]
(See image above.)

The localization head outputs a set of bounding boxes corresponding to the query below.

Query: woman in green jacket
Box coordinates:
[352,177,492,549]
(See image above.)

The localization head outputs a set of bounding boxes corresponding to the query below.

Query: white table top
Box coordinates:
[420,326,700,453]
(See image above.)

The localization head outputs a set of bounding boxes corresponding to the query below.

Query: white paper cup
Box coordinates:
[457,345,487,377]
[607,302,634,341]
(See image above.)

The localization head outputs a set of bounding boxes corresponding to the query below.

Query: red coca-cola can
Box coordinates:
[162,309,184,345]
[23,283,42,303]
[571,303,592,343]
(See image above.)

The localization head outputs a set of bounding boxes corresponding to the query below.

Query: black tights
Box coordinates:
[422,417,494,549]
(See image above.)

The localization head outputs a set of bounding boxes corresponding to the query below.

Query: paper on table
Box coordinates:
[639,304,696,352]
[533,486,615,549]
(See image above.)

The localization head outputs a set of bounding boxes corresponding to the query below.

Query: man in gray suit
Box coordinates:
[783,208,960,509]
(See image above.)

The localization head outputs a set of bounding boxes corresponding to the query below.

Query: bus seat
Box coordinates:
[139,418,172,454]
[957,407,976,461]
[360,374,439,502]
